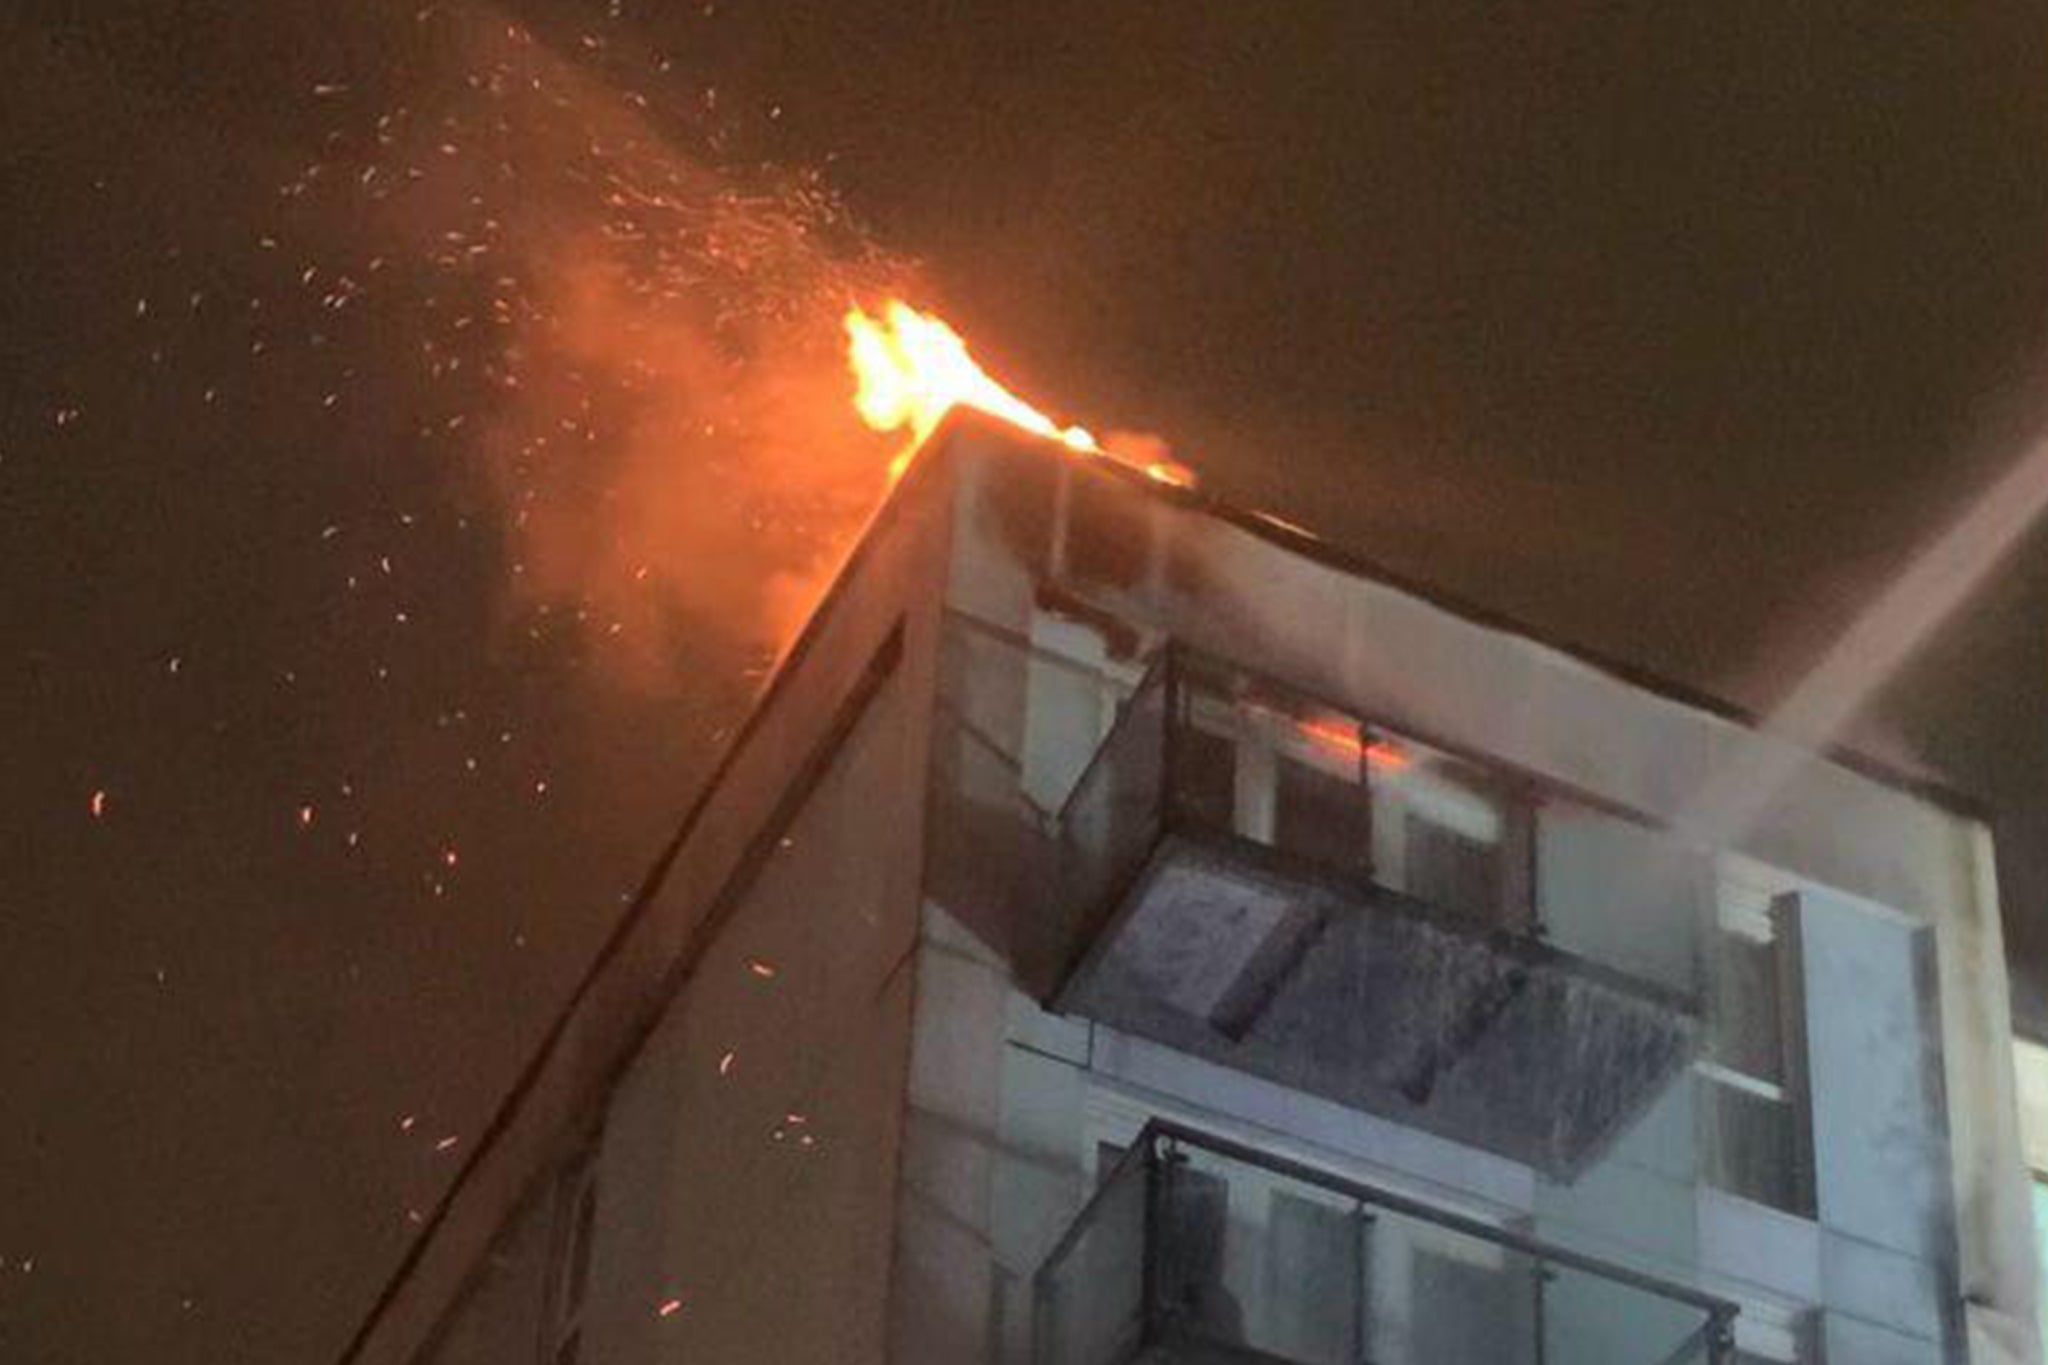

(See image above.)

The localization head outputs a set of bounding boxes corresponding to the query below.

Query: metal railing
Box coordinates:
[1034,1119,1738,1365]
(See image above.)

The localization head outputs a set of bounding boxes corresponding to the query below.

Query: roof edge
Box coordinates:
[929,408,1989,824]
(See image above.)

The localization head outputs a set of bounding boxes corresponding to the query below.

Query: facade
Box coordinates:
[344,414,2041,1365]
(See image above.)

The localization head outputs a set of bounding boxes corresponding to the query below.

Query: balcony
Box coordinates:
[1028,647,1697,1181]
[1034,1119,1739,1365]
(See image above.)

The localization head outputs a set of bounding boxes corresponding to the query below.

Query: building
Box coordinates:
[342,412,2042,1365]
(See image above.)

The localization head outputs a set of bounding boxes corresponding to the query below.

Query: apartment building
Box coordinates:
[342,413,2039,1365]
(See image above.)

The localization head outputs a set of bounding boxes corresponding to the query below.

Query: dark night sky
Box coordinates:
[9,2,2048,1359]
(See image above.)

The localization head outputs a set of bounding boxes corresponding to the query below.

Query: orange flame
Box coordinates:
[1246,702,1409,773]
[1296,716,1410,772]
[843,300,1194,487]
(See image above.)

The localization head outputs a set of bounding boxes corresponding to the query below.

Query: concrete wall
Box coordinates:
[574,650,927,1365]
[414,1180,554,1365]
[359,449,954,1365]
[418,643,928,1365]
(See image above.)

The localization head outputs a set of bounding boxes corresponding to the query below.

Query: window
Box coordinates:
[1698,861,1813,1216]
[1274,744,1376,879]
[1172,672,1531,931]
[1366,736,1529,931]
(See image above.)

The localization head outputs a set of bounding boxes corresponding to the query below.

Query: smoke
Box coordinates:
[335,6,915,689]
[474,207,901,684]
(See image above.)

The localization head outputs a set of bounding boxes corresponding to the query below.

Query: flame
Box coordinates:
[1296,716,1410,773]
[1248,702,1409,773]
[843,300,1194,487]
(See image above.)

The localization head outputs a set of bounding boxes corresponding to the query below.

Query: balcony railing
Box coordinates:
[1035,1119,1738,1365]
[1028,645,1698,1180]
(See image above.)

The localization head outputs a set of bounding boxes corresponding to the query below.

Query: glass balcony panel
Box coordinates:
[1540,1259,1726,1365]
[1038,645,1699,1180]
[1154,1143,1363,1365]
[1035,1144,1151,1365]
[1035,1122,1737,1365]
[1025,657,1172,997]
